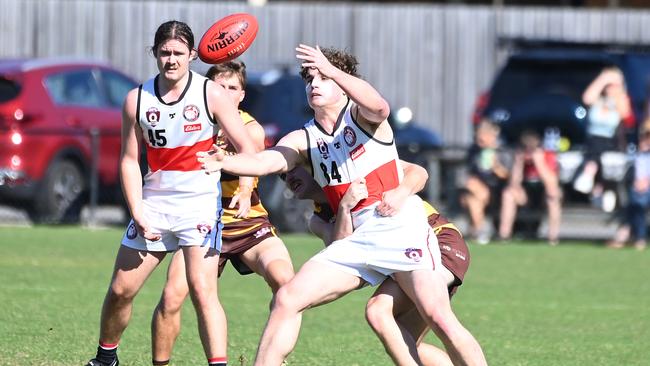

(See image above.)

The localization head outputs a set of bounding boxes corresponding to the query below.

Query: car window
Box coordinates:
[0,77,20,103]
[45,69,102,107]
[490,59,606,107]
[101,69,136,107]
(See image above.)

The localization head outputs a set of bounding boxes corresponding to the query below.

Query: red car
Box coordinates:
[0,58,138,223]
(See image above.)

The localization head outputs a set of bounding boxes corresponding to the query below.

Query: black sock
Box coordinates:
[96,343,118,364]
[152,359,169,366]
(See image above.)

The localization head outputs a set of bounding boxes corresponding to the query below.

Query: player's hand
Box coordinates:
[340,178,368,211]
[197,144,225,174]
[230,186,252,218]
[377,186,408,217]
[133,216,161,241]
[634,177,650,193]
[296,44,339,79]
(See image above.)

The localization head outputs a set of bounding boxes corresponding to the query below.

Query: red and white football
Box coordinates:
[198,13,258,64]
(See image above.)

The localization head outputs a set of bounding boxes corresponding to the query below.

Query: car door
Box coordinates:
[95,68,137,186]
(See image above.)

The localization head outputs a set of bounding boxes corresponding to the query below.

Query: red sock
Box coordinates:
[208,356,227,366]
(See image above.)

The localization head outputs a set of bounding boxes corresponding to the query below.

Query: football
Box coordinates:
[198,13,258,64]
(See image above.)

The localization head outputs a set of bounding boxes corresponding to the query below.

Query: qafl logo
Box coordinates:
[343,126,357,147]
[183,104,200,122]
[404,248,423,262]
[196,223,213,237]
[316,138,329,160]
[126,222,138,239]
[146,107,160,127]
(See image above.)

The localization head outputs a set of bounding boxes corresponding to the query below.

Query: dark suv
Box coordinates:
[241,69,443,232]
[0,58,137,223]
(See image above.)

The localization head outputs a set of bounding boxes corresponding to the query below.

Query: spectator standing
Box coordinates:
[574,67,634,208]
[499,130,562,245]
[462,119,512,244]
[607,119,650,251]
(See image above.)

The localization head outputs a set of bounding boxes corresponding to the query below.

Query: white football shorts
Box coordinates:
[121,202,223,252]
[311,195,442,286]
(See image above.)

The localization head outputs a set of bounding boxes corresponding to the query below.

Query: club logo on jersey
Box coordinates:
[343,126,357,147]
[196,223,212,237]
[183,104,200,122]
[404,248,423,262]
[184,123,202,132]
[350,144,366,160]
[316,138,329,160]
[126,222,138,239]
[146,107,160,127]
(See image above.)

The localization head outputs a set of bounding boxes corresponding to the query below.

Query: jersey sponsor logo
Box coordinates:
[184,123,202,132]
[350,144,366,160]
[126,222,138,239]
[343,126,357,147]
[146,107,160,127]
[183,104,200,122]
[196,223,213,237]
[254,226,272,239]
[316,138,330,160]
[404,248,423,262]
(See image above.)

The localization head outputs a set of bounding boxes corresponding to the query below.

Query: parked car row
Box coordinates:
[9,43,648,230]
[468,41,650,233]
[0,58,137,223]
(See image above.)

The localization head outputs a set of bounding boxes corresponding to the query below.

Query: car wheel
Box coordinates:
[29,160,86,224]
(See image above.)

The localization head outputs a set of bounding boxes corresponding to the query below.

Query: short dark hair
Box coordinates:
[205,60,247,89]
[299,47,359,80]
[151,20,194,56]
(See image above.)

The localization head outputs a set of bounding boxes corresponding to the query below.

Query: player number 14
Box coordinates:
[320,161,342,184]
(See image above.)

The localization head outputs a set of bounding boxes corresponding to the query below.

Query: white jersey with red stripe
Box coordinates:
[137,71,221,217]
[304,100,442,285]
[304,99,403,216]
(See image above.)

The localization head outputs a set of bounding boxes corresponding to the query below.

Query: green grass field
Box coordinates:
[0,226,648,365]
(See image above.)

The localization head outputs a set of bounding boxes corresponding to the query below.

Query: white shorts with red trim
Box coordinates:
[311,196,442,286]
[121,202,223,252]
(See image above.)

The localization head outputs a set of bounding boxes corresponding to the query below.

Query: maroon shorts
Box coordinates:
[218,218,278,277]
[434,227,470,298]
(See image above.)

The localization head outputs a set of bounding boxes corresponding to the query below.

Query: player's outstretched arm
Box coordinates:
[198,129,306,177]
[296,44,389,124]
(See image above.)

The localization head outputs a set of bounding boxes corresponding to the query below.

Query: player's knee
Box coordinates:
[186,277,217,305]
[107,282,137,303]
[272,285,300,313]
[267,267,294,293]
[365,296,392,332]
[158,288,186,315]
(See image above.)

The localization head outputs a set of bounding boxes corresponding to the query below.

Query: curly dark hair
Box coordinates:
[205,60,247,89]
[299,47,360,80]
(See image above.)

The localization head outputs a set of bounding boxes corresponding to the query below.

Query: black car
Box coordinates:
[241,69,443,232]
